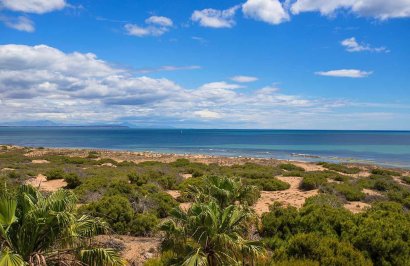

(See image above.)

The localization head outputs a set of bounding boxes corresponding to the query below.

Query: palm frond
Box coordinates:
[79,248,126,266]
[0,249,25,266]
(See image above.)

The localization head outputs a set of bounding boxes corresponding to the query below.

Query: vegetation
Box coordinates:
[0,185,125,265]
[1,147,409,266]
[318,162,361,174]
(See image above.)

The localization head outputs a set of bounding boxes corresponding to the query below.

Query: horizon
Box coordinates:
[1,0,410,129]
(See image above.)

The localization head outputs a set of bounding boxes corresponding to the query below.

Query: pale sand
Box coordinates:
[165,190,191,211]
[100,162,117,168]
[1,168,15,171]
[25,174,67,192]
[95,235,161,265]
[291,162,325,171]
[31,159,49,164]
[344,201,371,213]
[254,176,319,216]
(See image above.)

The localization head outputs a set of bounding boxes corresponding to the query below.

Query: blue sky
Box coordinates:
[0,0,409,129]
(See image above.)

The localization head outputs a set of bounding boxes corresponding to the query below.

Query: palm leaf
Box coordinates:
[0,249,25,266]
[0,197,17,227]
[79,248,126,266]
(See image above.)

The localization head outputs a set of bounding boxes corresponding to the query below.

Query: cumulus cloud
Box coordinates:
[194,110,222,119]
[0,15,34,32]
[0,0,66,14]
[191,5,240,28]
[125,15,173,37]
[341,37,388,53]
[242,0,290,25]
[291,0,410,20]
[1,44,403,128]
[315,69,372,78]
[231,75,258,83]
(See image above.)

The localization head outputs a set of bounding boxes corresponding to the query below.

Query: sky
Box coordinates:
[0,0,410,129]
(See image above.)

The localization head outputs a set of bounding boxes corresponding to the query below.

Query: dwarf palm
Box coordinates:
[188,176,260,208]
[161,200,265,266]
[0,185,125,265]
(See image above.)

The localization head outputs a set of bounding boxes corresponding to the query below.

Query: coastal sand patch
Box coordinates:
[25,174,67,192]
[95,235,161,265]
[180,173,192,179]
[363,188,382,196]
[344,201,370,213]
[291,162,325,172]
[32,159,49,164]
[1,168,15,171]
[254,176,318,216]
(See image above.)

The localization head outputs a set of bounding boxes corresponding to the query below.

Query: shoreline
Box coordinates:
[5,144,409,172]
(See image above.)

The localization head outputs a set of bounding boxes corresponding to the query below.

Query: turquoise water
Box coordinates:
[0,128,409,168]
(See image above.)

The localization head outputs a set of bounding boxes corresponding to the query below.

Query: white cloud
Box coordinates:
[0,44,406,129]
[315,69,372,78]
[191,5,240,28]
[291,0,410,20]
[0,0,66,14]
[242,0,290,25]
[137,65,201,74]
[194,110,222,119]
[198,81,244,90]
[0,16,34,32]
[341,37,388,53]
[125,15,173,37]
[145,16,173,27]
[231,75,258,83]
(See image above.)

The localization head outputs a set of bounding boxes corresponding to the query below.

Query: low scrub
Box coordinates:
[318,162,360,174]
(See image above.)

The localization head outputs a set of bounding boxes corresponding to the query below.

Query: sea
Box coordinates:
[0,127,409,169]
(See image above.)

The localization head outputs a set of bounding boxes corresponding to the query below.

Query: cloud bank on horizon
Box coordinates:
[0,0,409,129]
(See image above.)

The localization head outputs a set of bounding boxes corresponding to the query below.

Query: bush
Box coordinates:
[7,171,21,179]
[284,233,371,266]
[318,162,360,174]
[245,178,290,191]
[326,183,366,201]
[128,173,148,186]
[46,169,65,180]
[261,203,299,239]
[81,195,134,234]
[401,176,410,185]
[129,213,159,236]
[279,163,305,172]
[371,168,400,176]
[64,173,82,189]
[87,151,99,158]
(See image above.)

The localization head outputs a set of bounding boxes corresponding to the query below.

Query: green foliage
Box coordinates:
[82,195,134,234]
[323,183,366,201]
[129,213,159,236]
[401,176,410,185]
[299,172,328,190]
[245,178,290,191]
[7,171,21,179]
[128,172,148,186]
[87,151,100,158]
[371,168,400,176]
[261,203,299,239]
[45,168,65,180]
[283,233,371,266]
[279,163,305,172]
[0,185,125,265]
[318,162,360,174]
[64,172,82,189]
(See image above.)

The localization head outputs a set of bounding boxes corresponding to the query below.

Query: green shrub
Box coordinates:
[87,151,99,158]
[81,195,134,234]
[45,169,65,180]
[7,171,21,179]
[401,176,410,185]
[64,173,82,189]
[318,162,360,174]
[261,203,299,239]
[169,158,191,167]
[326,183,366,201]
[128,173,148,186]
[129,213,159,236]
[245,178,290,191]
[279,163,305,172]
[284,233,371,266]
[371,168,400,176]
